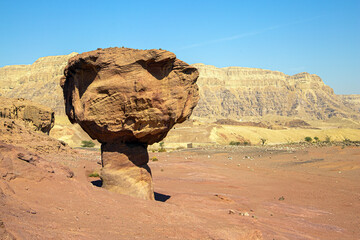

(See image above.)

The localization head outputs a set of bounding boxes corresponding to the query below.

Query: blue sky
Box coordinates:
[0,0,359,94]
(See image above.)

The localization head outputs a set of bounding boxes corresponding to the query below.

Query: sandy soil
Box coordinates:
[1,145,359,239]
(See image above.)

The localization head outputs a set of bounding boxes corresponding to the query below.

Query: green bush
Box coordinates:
[304,137,312,143]
[88,172,100,177]
[81,140,95,148]
[158,142,166,152]
[314,136,320,142]
[229,141,251,146]
[151,157,158,162]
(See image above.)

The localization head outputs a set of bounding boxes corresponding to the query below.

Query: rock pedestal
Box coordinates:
[61,47,199,200]
[100,142,154,200]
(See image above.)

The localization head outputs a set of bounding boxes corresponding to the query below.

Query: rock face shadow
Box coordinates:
[154,192,171,202]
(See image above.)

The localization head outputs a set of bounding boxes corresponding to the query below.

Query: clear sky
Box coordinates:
[0,0,359,94]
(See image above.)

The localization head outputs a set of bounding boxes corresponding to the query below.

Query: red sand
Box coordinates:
[1,145,359,239]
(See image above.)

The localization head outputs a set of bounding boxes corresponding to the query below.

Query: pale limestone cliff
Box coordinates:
[339,95,360,113]
[192,63,359,120]
[0,53,78,114]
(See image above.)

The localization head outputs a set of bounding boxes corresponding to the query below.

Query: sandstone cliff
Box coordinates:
[0,53,78,115]
[192,63,359,120]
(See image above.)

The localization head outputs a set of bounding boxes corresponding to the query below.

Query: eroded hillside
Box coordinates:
[192,63,359,120]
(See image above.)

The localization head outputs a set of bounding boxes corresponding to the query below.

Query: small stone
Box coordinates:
[228,209,235,214]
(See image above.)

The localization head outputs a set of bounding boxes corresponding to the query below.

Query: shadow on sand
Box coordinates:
[91,179,171,202]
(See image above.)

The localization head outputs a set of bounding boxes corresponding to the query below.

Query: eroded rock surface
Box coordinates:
[61,47,199,199]
[192,63,360,120]
[0,96,54,134]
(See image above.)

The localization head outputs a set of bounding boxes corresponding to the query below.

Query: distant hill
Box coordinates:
[192,63,359,120]
[0,53,77,115]
[0,53,359,121]
[339,95,360,113]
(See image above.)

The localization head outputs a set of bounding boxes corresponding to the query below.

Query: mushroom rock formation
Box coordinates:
[60,47,199,200]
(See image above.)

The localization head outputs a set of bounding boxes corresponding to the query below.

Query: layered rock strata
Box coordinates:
[192,64,359,120]
[61,47,199,199]
[340,95,360,113]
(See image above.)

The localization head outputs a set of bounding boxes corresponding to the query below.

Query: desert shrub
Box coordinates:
[88,171,100,177]
[260,138,267,145]
[229,141,251,146]
[81,140,95,148]
[151,157,158,162]
[314,136,320,142]
[158,142,166,152]
[304,137,312,143]
[243,141,251,146]
[325,135,331,143]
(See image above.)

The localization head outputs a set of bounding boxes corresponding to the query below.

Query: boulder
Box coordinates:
[61,47,199,199]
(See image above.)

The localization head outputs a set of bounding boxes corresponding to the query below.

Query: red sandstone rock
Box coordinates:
[61,47,199,145]
[61,47,199,199]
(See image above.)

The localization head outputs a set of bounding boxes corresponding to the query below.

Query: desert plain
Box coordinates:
[1,141,359,239]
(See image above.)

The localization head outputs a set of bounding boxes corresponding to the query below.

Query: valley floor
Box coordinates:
[1,145,359,239]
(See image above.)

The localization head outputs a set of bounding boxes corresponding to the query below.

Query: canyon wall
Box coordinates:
[192,63,359,120]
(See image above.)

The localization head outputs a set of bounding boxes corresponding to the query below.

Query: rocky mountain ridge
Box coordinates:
[0,53,359,121]
[192,63,359,120]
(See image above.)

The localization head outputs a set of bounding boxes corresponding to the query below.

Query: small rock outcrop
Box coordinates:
[0,96,54,134]
[61,47,199,199]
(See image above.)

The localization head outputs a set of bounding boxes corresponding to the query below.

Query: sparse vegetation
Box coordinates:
[304,137,312,143]
[229,141,241,146]
[314,136,320,142]
[325,135,331,143]
[88,171,100,178]
[151,157,158,162]
[81,140,95,148]
[260,138,267,145]
[158,142,166,152]
[229,141,251,146]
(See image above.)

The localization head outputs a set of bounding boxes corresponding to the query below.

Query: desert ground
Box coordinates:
[1,143,359,240]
